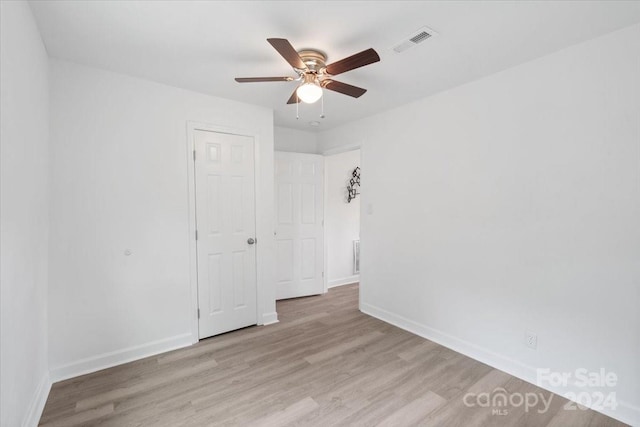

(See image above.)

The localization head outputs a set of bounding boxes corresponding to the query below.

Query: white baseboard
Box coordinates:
[262,312,279,326]
[616,401,640,427]
[50,333,193,383]
[328,275,360,288]
[23,372,51,427]
[360,302,639,427]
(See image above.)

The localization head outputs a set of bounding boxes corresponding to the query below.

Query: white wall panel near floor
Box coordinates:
[0,2,51,426]
[318,24,640,426]
[325,150,361,288]
[48,60,276,381]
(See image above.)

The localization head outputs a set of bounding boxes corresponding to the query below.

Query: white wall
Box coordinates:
[0,2,51,426]
[274,126,318,154]
[325,150,361,287]
[318,24,640,425]
[48,59,276,381]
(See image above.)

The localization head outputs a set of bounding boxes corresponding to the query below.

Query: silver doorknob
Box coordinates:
[247,238,256,245]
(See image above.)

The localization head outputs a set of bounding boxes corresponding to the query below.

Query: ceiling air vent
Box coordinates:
[393,26,438,53]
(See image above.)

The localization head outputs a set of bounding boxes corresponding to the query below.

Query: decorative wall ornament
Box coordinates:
[347,166,360,203]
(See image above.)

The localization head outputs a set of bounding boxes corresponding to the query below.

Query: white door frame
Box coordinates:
[321,143,362,303]
[186,121,264,344]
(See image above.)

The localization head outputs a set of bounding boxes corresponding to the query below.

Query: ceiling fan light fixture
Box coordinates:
[235,39,380,106]
[296,81,322,104]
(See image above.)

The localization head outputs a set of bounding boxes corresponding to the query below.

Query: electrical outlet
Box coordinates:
[525,331,538,350]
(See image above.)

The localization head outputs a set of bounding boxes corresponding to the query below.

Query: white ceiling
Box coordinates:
[30,1,640,132]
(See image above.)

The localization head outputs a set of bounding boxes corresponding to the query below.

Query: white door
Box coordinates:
[275,152,324,299]
[194,129,257,339]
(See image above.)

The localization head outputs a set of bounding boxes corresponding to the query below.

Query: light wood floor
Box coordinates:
[40,284,625,426]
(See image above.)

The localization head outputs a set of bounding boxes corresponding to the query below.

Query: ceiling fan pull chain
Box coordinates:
[296,93,299,119]
[320,95,325,119]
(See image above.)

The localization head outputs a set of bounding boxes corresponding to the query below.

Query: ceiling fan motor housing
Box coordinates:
[297,49,327,74]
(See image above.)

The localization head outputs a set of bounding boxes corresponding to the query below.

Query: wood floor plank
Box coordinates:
[303,330,384,364]
[250,397,320,427]
[376,391,447,427]
[39,284,627,426]
[74,358,219,411]
[40,403,114,427]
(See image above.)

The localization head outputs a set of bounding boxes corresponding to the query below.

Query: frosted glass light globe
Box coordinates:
[296,82,323,103]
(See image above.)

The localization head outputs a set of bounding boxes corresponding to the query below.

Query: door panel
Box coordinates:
[195,130,257,339]
[275,152,324,299]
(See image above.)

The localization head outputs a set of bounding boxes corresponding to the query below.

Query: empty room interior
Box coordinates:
[2,1,640,426]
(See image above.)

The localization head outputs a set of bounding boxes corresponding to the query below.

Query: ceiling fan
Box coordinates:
[235,38,380,104]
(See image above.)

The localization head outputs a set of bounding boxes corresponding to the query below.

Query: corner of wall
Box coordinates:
[261,312,279,326]
[22,373,51,427]
[328,275,360,288]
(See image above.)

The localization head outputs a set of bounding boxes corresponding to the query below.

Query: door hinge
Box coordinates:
[197,308,200,319]
[195,230,198,240]
[193,150,196,161]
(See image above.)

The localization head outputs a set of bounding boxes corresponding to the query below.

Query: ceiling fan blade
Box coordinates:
[267,38,307,70]
[325,48,380,76]
[322,80,367,98]
[286,88,299,104]
[235,77,294,83]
